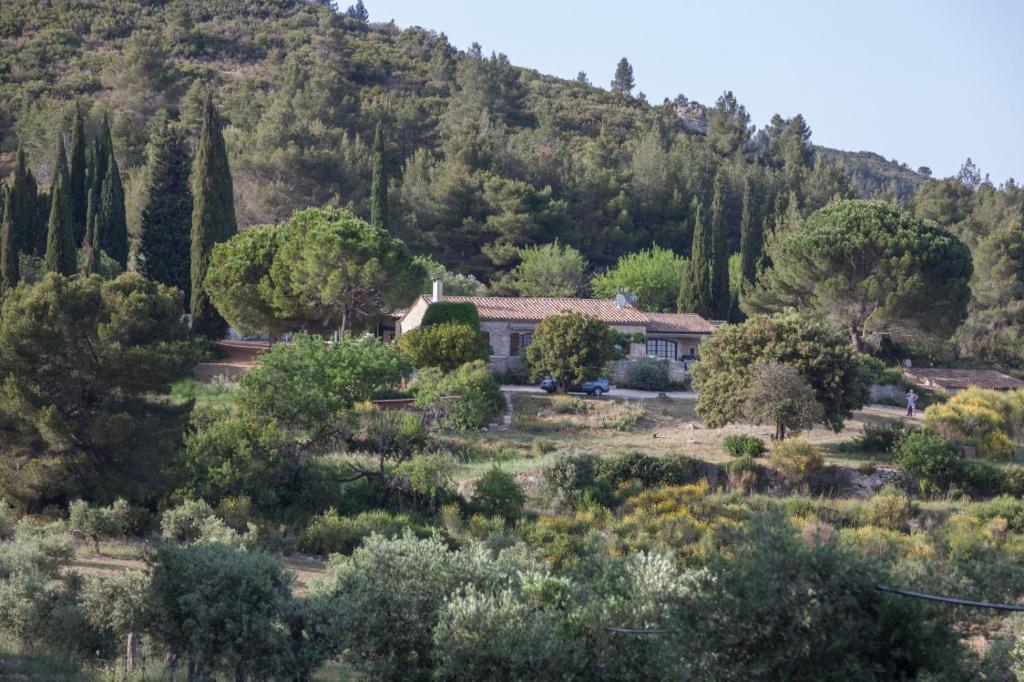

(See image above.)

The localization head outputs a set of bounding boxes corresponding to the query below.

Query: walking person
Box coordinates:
[905,388,918,417]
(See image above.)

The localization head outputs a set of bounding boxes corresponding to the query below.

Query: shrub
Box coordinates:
[923,387,1020,460]
[413,361,505,431]
[354,410,428,458]
[471,468,526,522]
[959,459,1007,498]
[891,430,961,496]
[858,354,904,385]
[539,454,598,511]
[595,451,704,488]
[398,323,489,371]
[621,357,669,391]
[597,402,645,431]
[421,301,480,330]
[725,455,759,491]
[395,453,459,510]
[67,499,131,553]
[531,438,557,456]
[298,509,422,555]
[855,421,907,454]
[859,485,915,530]
[722,435,766,458]
[551,395,585,414]
[768,439,824,489]
[160,499,246,546]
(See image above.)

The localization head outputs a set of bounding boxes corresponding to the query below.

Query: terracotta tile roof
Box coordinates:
[428,296,714,333]
[645,312,716,334]
[906,368,1024,391]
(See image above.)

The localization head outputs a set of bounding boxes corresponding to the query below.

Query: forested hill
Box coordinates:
[0,0,947,280]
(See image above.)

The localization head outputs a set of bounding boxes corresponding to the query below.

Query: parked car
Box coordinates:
[539,377,611,397]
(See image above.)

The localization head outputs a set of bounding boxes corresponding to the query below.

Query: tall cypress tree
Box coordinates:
[9,148,39,257]
[0,184,17,290]
[68,104,88,246]
[710,174,730,319]
[681,198,714,317]
[139,116,193,300]
[370,121,388,230]
[85,118,111,258]
[190,93,237,337]
[44,135,76,276]
[738,180,762,291]
[98,147,128,269]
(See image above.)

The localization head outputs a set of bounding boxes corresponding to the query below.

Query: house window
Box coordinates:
[509,332,532,357]
[646,339,677,360]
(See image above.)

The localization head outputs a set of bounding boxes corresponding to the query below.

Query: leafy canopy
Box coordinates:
[591,246,688,313]
[744,200,972,351]
[398,322,489,371]
[525,311,615,389]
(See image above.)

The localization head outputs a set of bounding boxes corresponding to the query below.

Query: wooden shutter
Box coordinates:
[509,332,519,356]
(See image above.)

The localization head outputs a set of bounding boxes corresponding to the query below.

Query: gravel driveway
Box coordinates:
[501,385,697,400]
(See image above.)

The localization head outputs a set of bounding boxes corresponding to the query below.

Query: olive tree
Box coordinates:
[742,362,824,440]
[524,312,614,392]
[744,200,972,352]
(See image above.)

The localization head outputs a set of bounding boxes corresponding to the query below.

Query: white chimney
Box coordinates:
[431,278,443,303]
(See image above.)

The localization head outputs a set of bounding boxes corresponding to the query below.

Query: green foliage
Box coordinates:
[923,387,1022,461]
[892,430,962,496]
[710,173,731,319]
[414,256,487,296]
[681,198,714,317]
[44,135,76,276]
[768,438,824,489]
[421,301,481,330]
[692,312,869,433]
[399,322,489,371]
[745,200,973,351]
[621,356,669,391]
[0,185,18,291]
[96,146,127,269]
[413,360,506,431]
[0,273,198,505]
[724,454,759,491]
[505,241,588,297]
[190,93,237,337]
[742,361,825,440]
[471,468,526,521]
[395,452,458,509]
[857,354,904,385]
[67,498,129,553]
[299,509,423,555]
[610,57,634,94]
[855,420,908,454]
[591,246,688,312]
[539,454,598,511]
[370,121,389,230]
[524,311,614,389]
[138,115,192,301]
[722,434,766,458]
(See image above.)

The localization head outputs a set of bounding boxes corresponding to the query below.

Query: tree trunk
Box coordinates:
[849,324,866,354]
[92,534,100,554]
[125,631,136,672]
[776,421,786,441]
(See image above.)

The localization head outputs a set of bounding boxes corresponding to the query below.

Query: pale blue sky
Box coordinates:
[366,0,1022,184]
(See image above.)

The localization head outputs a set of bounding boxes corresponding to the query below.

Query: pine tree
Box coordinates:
[68,104,88,246]
[681,198,714,317]
[710,174,730,319]
[9,148,38,257]
[345,0,368,21]
[0,184,17,290]
[190,93,238,337]
[139,117,193,300]
[370,121,388,230]
[610,57,635,95]
[739,180,762,291]
[98,147,128,269]
[44,135,76,276]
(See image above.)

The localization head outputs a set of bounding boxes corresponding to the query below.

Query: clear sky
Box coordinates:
[365,0,1022,184]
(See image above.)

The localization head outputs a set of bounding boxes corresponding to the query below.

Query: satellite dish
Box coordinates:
[625,293,638,304]
[615,293,627,309]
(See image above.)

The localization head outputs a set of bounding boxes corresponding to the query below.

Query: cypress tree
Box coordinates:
[44,135,76,276]
[681,198,714,317]
[710,174,730,319]
[68,104,88,246]
[190,93,237,337]
[9,148,39,257]
[85,119,111,258]
[370,121,388,230]
[139,117,193,300]
[0,184,17,290]
[98,148,128,269]
[738,180,763,294]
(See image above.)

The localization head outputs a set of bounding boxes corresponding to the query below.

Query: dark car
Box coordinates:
[539,377,610,397]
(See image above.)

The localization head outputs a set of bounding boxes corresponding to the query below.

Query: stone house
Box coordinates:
[397,280,715,380]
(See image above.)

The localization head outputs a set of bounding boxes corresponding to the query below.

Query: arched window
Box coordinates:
[646,339,677,360]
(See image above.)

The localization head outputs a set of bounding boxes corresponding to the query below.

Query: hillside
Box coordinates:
[0,0,958,280]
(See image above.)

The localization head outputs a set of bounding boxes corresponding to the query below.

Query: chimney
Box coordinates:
[431,278,443,303]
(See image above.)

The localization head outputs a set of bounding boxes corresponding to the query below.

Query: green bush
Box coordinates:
[859,485,915,530]
[891,430,961,496]
[959,459,1007,498]
[539,454,597,510]
[621,357,669,391]
[725,455,759,491]
[421,301,481,330]
[855,420,908,454]
[551,395,585,414]
[413,361,506,431]
[858,354,904,385]
[595,451,704,488]
[298,509,423,555]
[531,438,557,456]
[398,323,489,371]
[722,435,766,458]
[471,468,526,522]
[768,439,824,489]
[395,453,459,510]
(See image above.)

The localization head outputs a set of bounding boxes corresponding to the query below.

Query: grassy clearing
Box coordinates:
[169,377,238,408]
